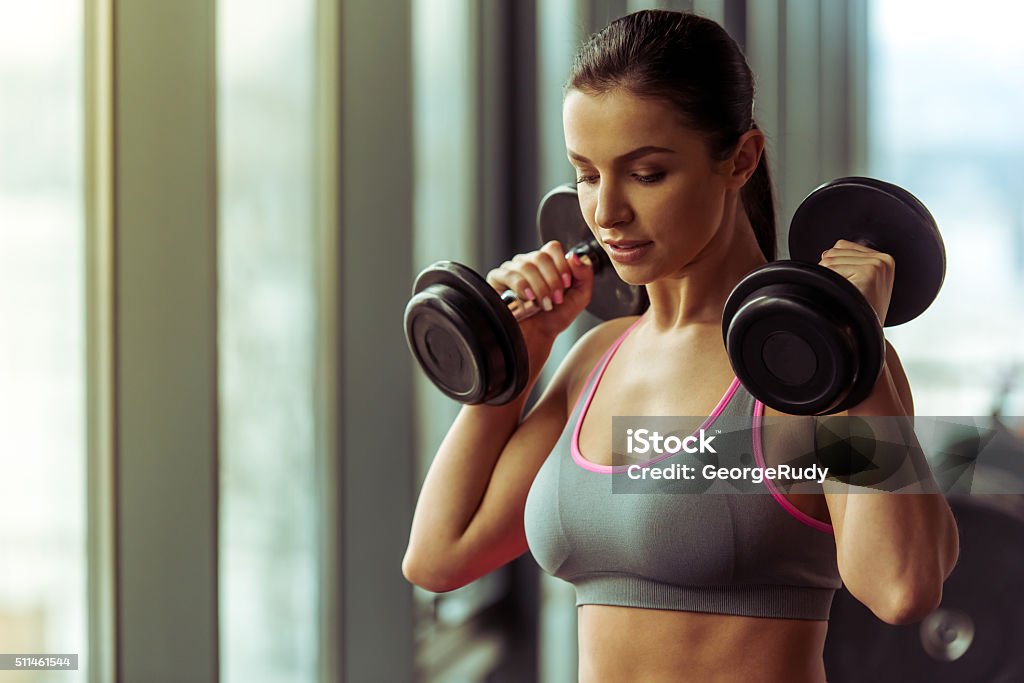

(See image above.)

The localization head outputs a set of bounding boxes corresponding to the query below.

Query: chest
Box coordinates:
[567,333,831,526]
[573,341,738,468]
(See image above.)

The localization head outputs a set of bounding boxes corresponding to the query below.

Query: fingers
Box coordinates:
[818,242,895,326]
[819,255,895,270]
[821,239,893,259]
[820,253,895,277]
[529,241,571,306]
[486,263,540,307]
[539,240,574,291]
[485,240,581,312]
[566,248,594,287]
[820,240,895,268]
[819,253,895,290]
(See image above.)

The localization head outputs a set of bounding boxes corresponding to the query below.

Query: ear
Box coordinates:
[723,128,765,190]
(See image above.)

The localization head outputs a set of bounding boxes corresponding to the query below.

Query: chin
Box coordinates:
[610,265,655,287]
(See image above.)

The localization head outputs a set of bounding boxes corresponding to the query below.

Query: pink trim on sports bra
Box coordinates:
[752,400,835,535]
[570,316,741,474]
[566,316,837,535]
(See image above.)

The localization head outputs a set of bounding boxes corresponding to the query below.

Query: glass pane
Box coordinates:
[217,1,319,682]
[869,0,1024,415]
[0,2,87,682]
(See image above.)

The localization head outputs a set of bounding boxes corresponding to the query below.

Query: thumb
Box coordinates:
[565,251,595,303]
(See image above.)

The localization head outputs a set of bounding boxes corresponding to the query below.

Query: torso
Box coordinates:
[566,315,831,683]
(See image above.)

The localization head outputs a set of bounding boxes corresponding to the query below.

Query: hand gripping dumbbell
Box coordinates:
[404,185,649,405]
[722,177,946,415]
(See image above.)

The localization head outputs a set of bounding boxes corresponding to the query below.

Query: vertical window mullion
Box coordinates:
[85,0,116,679]
[111,1,219,681]
[338,0,416,680]
[314,0,341,679]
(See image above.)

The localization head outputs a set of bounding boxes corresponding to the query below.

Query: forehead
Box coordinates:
[562,88,702,160]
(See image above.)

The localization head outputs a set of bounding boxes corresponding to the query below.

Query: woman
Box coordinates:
[403,10,959,682]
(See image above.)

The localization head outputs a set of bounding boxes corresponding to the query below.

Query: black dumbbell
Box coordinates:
[722,177,946,415]
[404,185,649,405]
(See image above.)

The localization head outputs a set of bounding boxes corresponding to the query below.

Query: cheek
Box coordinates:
[654,188,704,225]
[578,196,599,230]
[673,179,724,223]
[647,190,721,245]
[689,194,722,225]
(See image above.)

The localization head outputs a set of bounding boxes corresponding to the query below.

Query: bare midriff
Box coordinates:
[577,605,828,682]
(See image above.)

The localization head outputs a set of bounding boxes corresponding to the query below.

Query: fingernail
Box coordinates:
[524,287,536,300]
[562,273,572,288]
[542,297,553,311]
[580,255,593,267]
[821,250,828,259]
[553,289,563,305]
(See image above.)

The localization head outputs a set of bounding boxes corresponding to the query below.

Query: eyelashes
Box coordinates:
[574,172,666,186]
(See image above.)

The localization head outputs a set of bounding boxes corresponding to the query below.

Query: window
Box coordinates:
[0,3,87,680]
[869,0,1024,416]
[217,1,320,681]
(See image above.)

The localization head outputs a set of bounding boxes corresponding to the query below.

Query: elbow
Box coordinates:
[401,547,462,594]
[841,555,945,626]
[875,580,943,626]
[877,504,961,625]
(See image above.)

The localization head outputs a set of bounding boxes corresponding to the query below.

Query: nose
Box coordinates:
[594,181,632,229]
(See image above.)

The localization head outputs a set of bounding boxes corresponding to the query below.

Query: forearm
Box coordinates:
[833,366,960,621]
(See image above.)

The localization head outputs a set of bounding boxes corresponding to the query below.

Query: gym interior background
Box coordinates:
[1,0,1022,681]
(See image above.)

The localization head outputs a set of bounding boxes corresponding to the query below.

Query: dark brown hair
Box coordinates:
[566,9,776,260]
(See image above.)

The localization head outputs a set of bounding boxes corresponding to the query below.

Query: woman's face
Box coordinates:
[563,87,732,285]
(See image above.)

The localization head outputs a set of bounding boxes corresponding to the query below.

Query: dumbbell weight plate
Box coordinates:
[722,261,884,415]
[537,184,649,320]
[789,177,945,327]
[405,185,651,407]
[405,262,529,405]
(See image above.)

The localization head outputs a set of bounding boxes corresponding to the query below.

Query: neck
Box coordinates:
[642,193,768,333]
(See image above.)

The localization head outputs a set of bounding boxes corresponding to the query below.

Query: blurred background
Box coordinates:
[1,0,1022,681]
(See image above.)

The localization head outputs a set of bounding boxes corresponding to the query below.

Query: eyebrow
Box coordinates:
[567,145,676,164]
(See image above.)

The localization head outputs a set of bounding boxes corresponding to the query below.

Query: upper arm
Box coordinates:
[822,339,933,620]
[452,317,634,582]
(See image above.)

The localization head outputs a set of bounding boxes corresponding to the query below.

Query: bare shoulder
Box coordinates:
[558,315,641,409]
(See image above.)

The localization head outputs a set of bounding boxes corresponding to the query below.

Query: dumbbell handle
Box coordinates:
[499,239,603,321]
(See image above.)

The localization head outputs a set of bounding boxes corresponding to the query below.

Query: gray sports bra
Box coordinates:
[523,316,842,620]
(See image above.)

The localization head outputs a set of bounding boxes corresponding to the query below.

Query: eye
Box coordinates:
[574,175,599,186]
[634,172,665,184]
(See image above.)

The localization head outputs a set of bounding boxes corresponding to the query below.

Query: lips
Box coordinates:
[605,240,654,264]
[604,240,652,248]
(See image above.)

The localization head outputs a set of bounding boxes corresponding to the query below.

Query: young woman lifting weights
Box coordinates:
[403,10,959,682]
